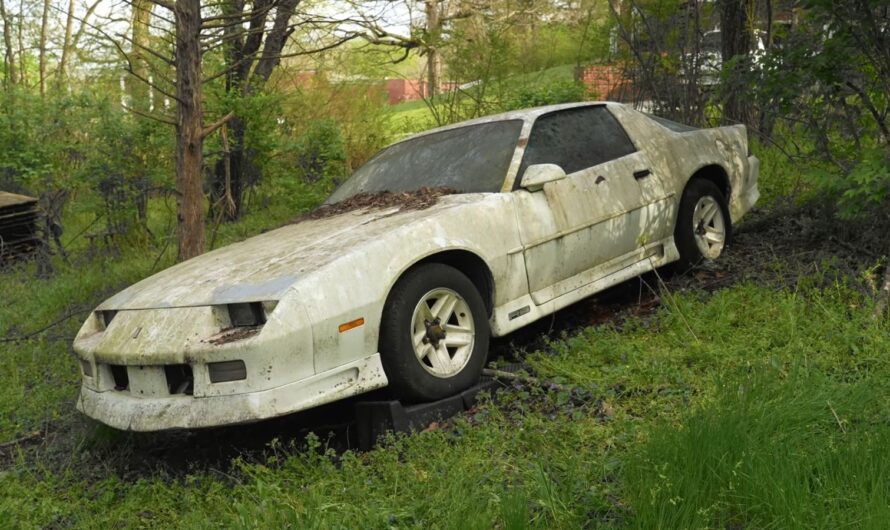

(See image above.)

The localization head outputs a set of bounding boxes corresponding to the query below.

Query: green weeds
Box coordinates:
[3,269,889,528]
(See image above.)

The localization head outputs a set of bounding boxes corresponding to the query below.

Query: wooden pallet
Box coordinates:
[0,192,40,260]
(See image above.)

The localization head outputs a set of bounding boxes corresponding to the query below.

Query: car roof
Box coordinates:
[394,101,618,144]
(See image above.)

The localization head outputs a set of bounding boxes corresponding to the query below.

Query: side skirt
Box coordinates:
[489,238,679,336]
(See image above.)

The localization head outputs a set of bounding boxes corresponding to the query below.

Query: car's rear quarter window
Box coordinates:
[648,114,699,132]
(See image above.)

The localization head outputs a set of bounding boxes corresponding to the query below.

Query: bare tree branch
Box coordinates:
[202,32,361,83]
[147,0,174,12]
[122,102,177,125]
[99,24,182,103]
[120,0,176,26]
[202,111,235,137]
[201,1,275,27]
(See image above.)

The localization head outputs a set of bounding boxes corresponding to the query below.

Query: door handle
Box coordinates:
[595,175,606,184]
[633,169,652,180]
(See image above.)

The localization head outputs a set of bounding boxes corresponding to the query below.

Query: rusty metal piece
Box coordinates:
[423,317,446,348]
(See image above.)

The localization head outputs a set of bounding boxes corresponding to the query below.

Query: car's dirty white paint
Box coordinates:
[73,102,759,431]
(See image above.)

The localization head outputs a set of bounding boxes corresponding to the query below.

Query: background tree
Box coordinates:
[717,0,753,125]
[207,0,303,221]
[1,0,17,88]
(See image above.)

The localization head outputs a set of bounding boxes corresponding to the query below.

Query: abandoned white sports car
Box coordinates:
[73,102,759,431]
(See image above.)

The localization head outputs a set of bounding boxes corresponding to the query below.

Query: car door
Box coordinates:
[511,105,667,304]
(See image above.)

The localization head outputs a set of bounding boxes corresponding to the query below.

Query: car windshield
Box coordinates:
[326,120,523,204]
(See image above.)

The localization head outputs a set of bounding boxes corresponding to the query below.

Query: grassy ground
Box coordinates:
[3,269,889,528]
[2,141,890,528]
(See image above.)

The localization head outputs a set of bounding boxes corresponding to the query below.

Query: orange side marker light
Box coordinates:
[338,317,365,333]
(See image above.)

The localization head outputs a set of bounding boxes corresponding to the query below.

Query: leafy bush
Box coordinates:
[740,0,890,217]
[502,79,587,111]
[293,119,346,185]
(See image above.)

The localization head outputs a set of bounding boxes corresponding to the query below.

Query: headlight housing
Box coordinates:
[227,302,266,327]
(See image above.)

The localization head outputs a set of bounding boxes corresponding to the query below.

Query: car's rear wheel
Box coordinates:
[379,263,489,402]
[674,179,731,268]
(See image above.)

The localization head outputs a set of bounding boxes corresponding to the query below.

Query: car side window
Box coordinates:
[518,106,637,182]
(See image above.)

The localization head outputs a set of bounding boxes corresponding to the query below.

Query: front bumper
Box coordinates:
[76,354,388,431]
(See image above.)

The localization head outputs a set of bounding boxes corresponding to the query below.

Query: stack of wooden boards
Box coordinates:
[0,192,40,261]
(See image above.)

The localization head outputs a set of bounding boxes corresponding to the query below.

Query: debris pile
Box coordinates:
[0,192,40,262]
[206,326,262,345]
[292,187,458,224]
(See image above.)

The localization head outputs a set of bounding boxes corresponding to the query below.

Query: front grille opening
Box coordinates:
[110,365,129,391]
[164,364,194,395]
[208,360,247,383]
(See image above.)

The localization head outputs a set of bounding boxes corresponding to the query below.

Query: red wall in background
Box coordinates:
[575,65,633,102]
[386,79,428,104]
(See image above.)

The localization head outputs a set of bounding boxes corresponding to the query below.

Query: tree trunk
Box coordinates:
[64,0,103,80]
[425,0,441,98]
[17,2,26,86]
[211,115,245,220]
[210,0,247,222]
[38,0,49,96]
[251,0,300,83]
[57,0,76,82]
[130,0,154,226]
[875,212,890,320]
[719,0,753,126]
[131,0,153,106]
[174,0,205,261]
[210,0,298,221]
[0,0,15,88]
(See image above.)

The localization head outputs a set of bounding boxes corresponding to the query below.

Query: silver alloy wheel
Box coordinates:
[692,195,726,259]
[410,287,476,378]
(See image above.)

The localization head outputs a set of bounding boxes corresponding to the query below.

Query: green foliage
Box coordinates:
[293,118,346,184]
[742,0,890,216]
[0,90,92,192]
[0,88,174,243]
[502,79,587,111]
[277,76,391,179]
[838,148,890,216]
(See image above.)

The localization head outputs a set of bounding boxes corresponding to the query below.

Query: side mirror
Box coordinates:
[521,163,567,192]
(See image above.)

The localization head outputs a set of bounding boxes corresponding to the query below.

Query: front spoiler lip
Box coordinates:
[76,354,388,431]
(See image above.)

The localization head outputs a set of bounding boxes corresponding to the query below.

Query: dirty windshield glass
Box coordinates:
[326,120,523,203]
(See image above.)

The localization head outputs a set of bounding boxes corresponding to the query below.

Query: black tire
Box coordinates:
[379,263,490,402]
[674,179,732,269]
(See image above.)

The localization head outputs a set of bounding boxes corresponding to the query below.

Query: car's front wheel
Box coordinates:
[674,178,732,268]
[379,263,489,402]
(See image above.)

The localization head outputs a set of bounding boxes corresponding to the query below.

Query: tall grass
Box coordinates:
[623,370,890,529]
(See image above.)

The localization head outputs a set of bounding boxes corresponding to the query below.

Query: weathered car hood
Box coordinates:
[99,199,469,310]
